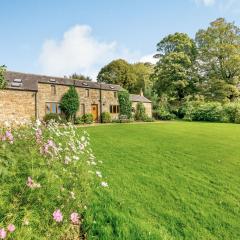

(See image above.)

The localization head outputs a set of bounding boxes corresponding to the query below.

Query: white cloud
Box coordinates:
[139,54,158,64]
[194,0,216,6]
[39,25,139,79]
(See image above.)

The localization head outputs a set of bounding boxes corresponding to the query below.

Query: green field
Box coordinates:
[84,122,240,240]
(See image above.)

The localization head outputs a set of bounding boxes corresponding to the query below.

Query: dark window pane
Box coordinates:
[52,103,57,113]
[46,103,50,114]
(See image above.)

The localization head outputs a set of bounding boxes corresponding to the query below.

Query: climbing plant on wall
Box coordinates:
[118,90,132,119]
[0,65,7,89]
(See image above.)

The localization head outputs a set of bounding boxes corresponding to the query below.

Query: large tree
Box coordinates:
[195,18,240,102]
[153,33,198,101]
[97,59,137,92]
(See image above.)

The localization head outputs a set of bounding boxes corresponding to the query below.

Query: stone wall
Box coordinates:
[0,89,36,123]
[132,102,152,117]
[37,83,120,121]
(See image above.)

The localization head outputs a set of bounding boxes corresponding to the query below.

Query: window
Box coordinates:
[85,89,89,97]
[46,102,61,114]
[51,85,56,96]
[80,104,85,115]
[110,105,120,114]
[114,91,117,98]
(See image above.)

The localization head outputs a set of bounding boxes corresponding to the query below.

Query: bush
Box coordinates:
[223,102,240,124]
[60,86,79,121]
[101,112,112,123]
[191,102,223,122]
[134,102,146,121]
[179,101,202,121]
[74,116,84,124]
[153,108,176,120]
[82,113,93,124]
[43,113,66,124]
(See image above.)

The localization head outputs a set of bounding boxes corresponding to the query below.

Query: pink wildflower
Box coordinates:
[35,128,42,143]
[7,224,15,233]
[3,131,14,144]
[26,177,41,189]
[53,209,63,222]
[0,228,6,239]
[70,212,80,225]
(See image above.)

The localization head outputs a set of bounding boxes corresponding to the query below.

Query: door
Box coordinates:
[91,104,98,122]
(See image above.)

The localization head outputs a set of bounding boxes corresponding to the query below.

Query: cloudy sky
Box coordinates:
[0,0,240,79]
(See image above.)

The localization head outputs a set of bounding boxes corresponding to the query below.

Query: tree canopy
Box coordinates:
[195,18,240,102]
[70,73,92,81]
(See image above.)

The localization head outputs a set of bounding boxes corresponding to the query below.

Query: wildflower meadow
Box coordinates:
[0,120,107,239]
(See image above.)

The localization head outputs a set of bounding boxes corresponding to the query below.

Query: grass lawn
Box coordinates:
[84,121,240,240]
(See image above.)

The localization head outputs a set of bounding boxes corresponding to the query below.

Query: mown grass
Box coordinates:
[84,121,240,240]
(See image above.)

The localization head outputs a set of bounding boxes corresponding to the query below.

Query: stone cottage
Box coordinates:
[0,71,152,123]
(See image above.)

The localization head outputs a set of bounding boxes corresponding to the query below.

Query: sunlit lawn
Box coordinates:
[84,121,240,240]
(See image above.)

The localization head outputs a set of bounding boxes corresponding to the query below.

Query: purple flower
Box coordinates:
[53,209,63,222]
[0,228,6,239]
[7,224,15,233]
[70,212,80,225]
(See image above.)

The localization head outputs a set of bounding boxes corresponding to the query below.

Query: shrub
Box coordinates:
[134,102,146,121]
[118,91,132,119]
[153,108,176,120]
[191,102,223,122]
[82,113,93,124]
[223,102,240,124]
[43,113,66,123]
[101,112,112,123]
[179,101,202,121]
[74,116,84,124]
[60,86,79,121]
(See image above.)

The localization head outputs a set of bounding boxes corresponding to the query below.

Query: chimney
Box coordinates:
[140,88,143,96]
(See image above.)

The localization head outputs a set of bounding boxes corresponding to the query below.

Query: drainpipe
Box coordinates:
[35,91,38,120]
[99,82,102,123]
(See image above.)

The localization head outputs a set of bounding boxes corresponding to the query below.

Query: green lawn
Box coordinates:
[84,121,240,240]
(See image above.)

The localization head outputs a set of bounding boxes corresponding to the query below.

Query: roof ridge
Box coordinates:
[6,70,122,87]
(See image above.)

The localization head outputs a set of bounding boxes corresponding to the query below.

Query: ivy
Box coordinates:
[118,90,132,119]
[0,65,7,89]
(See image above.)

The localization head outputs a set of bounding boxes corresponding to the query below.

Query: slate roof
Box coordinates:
[130,94,152,103]
[4,71,123,92]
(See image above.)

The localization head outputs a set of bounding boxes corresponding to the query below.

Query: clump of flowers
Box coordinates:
[0,119,108,239]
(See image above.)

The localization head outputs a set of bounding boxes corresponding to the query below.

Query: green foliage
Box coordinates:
[118,91,132,119]
[0,65,7,89]
[195,18,240,102]
[223,102,240,123]
[0,121,95,239]
[152,108,176,120]
[43,113,67,123]
[97,59,136,92]
[74,116,84,124]
[153,33,198,101]
[97,59,154,95]
[60,86,79,121]
[134,102,146,121]
[101,112,112,123]
[85,122,240,239]
[70,73,92,81]
[81,113,93,124]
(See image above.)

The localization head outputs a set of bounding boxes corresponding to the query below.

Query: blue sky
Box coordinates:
[0,0,240,79]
